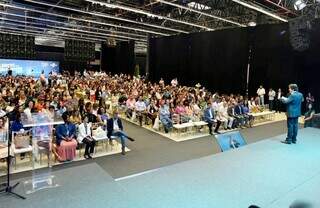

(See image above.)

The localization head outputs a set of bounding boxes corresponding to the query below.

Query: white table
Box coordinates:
[249,111,276,124]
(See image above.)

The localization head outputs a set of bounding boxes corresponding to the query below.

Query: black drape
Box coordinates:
[149,28,248,94]
[149,20,320,111]
[101,41,135,75]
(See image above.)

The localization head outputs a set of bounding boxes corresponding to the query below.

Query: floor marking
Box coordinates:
[115,168,160,181]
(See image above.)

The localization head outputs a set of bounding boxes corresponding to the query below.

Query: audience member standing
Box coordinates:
[268,88,276,111]
[306,92,315,110]
[256,85,266,106]
[276,88,283,113]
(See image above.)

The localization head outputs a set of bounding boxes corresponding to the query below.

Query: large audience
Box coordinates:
[0,70,314,162]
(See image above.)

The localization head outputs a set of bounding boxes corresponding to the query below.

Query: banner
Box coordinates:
[0,59,60,77]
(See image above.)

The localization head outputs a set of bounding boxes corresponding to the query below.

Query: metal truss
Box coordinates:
[0,0,310,50]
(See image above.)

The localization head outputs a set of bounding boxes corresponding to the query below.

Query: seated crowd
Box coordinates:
[0,71,277,164]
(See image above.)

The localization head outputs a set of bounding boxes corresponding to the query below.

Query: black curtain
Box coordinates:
[250,21,320,111]
[149,20,320,111]
[249,23,298,96]
[135,54,146,75]
[101,43,116,73]
[149,28,248,94]
[101,41,135,75]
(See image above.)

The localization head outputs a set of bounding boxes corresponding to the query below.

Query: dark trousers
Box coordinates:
[269,100,274,111]
[275,99,282,112]
[208,120,222,134]
[82,137,96,155]
[286,117,299,143]
[148,113,157,125]
[136,111,147,126]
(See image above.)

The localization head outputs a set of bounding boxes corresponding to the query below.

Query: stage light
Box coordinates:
[232,0,288,22]
[294,0,307,11]
[248,21,256,27]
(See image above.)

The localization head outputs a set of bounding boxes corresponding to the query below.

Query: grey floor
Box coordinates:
[2,120,288,181]
[1,126,318,208]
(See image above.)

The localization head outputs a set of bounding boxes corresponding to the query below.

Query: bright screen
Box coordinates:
[0,59,60,77]
[215,131,247,152]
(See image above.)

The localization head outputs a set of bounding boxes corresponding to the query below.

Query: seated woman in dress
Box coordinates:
[304,104,316,128]
[55,112,77,162]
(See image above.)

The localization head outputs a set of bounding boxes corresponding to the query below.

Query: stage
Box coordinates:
[1,128,320,208]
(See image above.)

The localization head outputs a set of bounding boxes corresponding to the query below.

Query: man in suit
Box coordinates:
[234,102,246,128]
[203,102,221,134]
[107,110,134,155]
[281,84,304,144]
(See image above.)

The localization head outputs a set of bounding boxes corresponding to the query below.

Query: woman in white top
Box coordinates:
[77,116,96,159]
[24,100,34,121]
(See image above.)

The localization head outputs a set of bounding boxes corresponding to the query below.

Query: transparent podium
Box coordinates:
[21,113,64,194]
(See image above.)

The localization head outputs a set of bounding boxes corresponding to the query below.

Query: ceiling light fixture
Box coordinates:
[231,0,288,22]
[156,0,245,27]
[0,11,147,39]
[293,0,307,11]
[0,3,168,36]
[85,0,212,30]
[23,0,188,33]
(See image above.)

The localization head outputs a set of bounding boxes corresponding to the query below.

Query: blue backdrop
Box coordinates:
[0,59,60,77]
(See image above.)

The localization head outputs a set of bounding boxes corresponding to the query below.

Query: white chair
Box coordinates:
[12,131,33,169]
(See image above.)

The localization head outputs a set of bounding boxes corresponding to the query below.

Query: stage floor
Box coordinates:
[1,128,320,208]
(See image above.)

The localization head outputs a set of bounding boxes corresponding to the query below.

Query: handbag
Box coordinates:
[14,133,30,149]
[153,116,160,130]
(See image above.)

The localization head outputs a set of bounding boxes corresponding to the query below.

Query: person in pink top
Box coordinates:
[175,101,186,115]
[126,95,136,119]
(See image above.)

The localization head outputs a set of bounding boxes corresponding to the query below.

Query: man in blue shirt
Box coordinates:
[281,84,304,144]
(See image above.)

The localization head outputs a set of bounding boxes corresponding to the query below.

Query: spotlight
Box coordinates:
[294,0,307,11]
[248,21,256,27]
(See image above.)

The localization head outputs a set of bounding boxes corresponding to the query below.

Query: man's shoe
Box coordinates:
[281,140,291,144]
[292,141,296,144]
[127,137,135,142]
[209,132,213,135]
[214,131,221,134]
[121,149,126,155]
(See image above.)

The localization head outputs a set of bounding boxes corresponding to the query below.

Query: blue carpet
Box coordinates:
[1,128,319,208]
[116,128,320,208]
